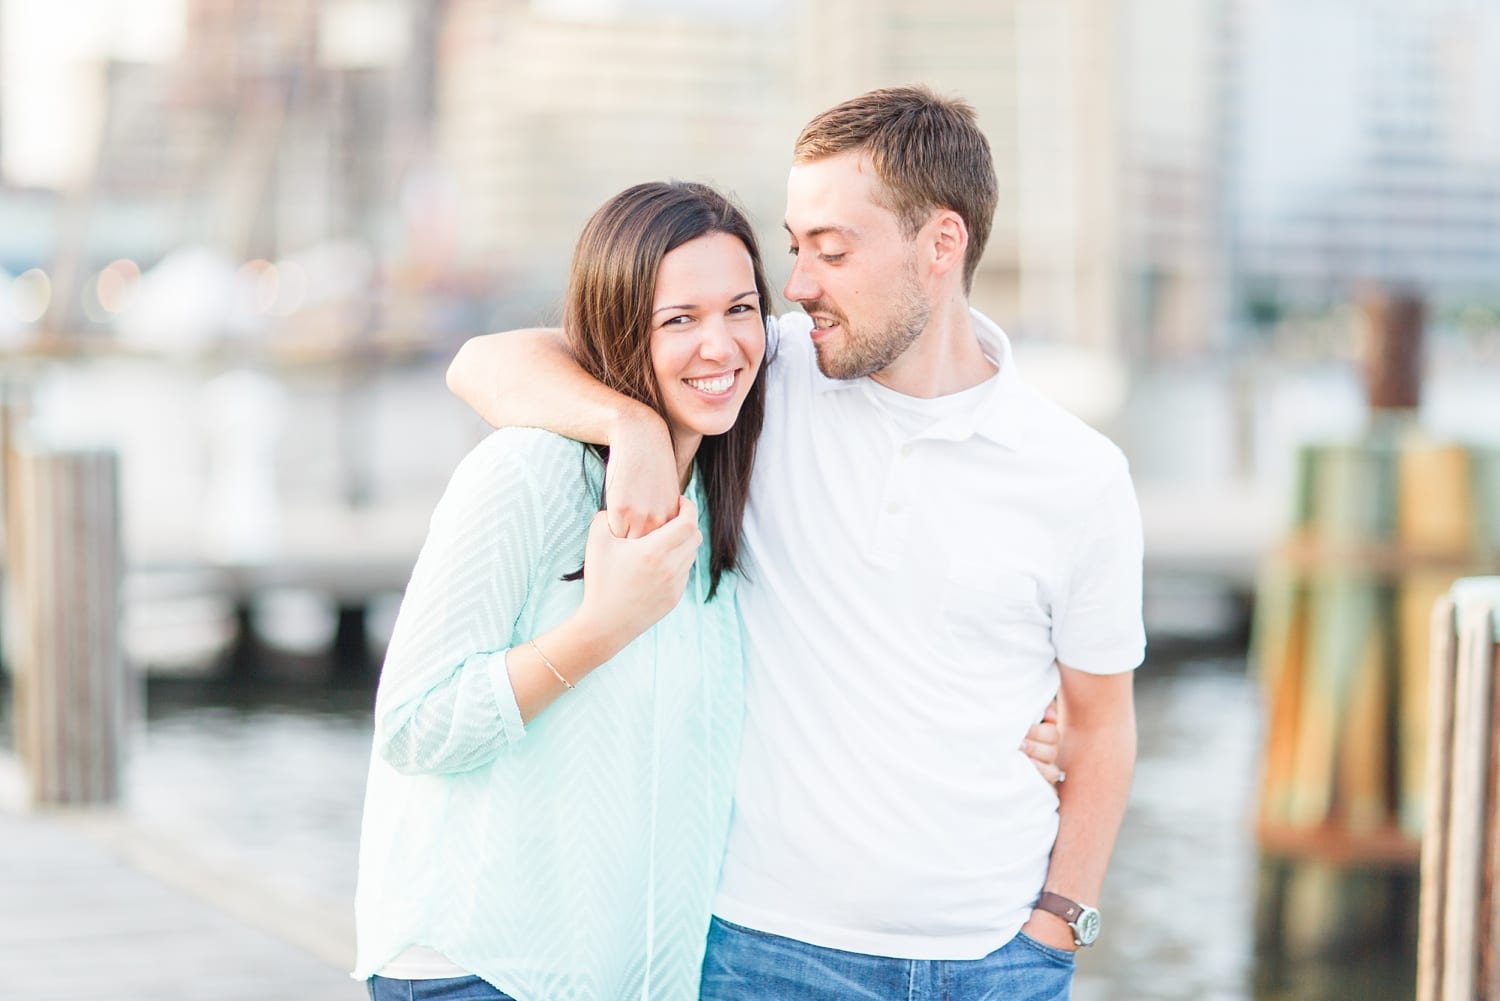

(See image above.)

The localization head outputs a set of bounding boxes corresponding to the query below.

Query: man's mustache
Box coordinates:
[801,300,847,325]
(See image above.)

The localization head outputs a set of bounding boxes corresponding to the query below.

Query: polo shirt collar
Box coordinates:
[810,308,1028,451]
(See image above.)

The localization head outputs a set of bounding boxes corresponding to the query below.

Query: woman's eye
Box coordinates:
[728,304,755,315]
[664,314,692,326]
[821,253,845,264]
[787,245,799,256]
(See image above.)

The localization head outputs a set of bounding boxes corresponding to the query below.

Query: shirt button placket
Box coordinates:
[875,439,918,551]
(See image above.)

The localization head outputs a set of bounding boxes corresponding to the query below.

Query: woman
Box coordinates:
[353,181,771,1001]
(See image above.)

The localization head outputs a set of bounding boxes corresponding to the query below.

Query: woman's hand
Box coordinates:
[577,497,702,649]
[1021,700,1063,784]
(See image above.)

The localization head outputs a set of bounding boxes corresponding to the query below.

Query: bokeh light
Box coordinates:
[97,258,142,313]
[267,260,308,317]
[10,268,52,324]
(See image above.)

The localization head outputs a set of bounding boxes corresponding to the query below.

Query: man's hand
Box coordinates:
[1020,700,1063,784]
[445,328,678,535]
[576,498,702,647]
[1020,911,1079,953]
[605,412,680,539]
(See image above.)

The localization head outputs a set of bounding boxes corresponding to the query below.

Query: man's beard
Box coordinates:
[809,265,931,381]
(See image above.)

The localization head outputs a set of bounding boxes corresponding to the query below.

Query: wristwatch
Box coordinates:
[1034,891,1101,947]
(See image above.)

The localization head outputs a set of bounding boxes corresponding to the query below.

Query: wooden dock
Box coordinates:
[0,754,361,1001]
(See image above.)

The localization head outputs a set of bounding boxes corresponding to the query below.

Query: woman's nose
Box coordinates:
[697,318,735,361]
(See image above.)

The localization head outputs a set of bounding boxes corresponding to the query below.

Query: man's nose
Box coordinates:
[783,257,818,304]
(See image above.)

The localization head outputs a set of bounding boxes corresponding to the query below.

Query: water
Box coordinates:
[128,678,376,903]
[1080,662,1261,1000]
[1,654,1413,1000]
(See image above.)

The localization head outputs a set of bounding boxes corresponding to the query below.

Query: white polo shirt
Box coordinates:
[712,309,1145,960]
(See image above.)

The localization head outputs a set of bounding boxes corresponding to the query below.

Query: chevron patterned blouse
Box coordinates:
[353,428,745,1000]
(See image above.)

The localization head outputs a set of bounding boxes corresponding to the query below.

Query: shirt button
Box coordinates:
[899,443,914,457]
[887,501,902,514]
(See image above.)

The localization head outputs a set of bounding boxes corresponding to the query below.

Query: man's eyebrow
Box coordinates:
[782,223,858,240]
[652,290,760,317]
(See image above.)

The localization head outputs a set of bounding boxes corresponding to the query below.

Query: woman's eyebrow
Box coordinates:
[653,290,759,316]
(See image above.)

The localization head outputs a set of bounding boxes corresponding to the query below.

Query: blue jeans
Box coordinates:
[366,974,514,1000]
[699,916,1075,1001]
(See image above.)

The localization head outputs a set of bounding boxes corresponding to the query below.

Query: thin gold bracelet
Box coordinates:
[529,638,575,690]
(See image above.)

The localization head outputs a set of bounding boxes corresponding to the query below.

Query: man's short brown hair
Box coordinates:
[793,86,998,292]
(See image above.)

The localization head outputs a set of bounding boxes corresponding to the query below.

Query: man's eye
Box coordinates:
[787,246,799,256]
[821,253,846,264]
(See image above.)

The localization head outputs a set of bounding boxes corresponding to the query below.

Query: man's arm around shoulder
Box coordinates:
[446,329,678,537]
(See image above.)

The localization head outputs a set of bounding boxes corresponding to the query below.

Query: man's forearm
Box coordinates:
[1019,666,1136,952]
[1044,717,1136,905]
[446,329,661,445]
[446,329,679,537]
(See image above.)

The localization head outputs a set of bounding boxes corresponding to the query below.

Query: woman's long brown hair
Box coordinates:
[562,181,772,600]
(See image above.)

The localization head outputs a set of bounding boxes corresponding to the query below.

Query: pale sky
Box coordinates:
[532,0,790,21]
[1,0,183,187]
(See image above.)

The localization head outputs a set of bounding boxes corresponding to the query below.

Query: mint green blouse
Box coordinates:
[353,428,744,1001]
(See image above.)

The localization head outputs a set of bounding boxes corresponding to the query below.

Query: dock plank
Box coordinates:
[0,803,361,1001]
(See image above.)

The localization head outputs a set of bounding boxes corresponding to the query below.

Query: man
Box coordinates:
[448,87,1142,1000]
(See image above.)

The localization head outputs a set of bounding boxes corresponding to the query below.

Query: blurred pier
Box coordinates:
[0,350,1306,682]
[123,483,1274,674]
[127,499,430,677]
[86,473,1275,686]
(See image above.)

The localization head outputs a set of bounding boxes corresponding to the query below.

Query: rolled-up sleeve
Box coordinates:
[373,430,559,774]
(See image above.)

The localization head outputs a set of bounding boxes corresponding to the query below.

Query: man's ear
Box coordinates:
[927,209,968,280]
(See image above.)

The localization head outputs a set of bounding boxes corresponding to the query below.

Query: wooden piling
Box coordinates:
[1252,290,1500,962]
[1360,290,1424,411]
[1418,597,1459,1001]
[1416,578,1500,1001]
[10,446,126,805]
[1,387,34,668]
[331,602,372,677]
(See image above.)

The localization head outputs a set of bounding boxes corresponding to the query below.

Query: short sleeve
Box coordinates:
[1051,453,1146,674]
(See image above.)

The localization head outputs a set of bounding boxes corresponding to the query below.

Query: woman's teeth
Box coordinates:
[685,374,734,394]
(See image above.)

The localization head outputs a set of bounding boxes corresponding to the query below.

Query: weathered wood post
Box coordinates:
[1360,289,1424,412]
[332,602,372,677]
[1417,578,1500,1001]
[10,445,125,805]
[1251,291,1500,963]
[1,384,34,673]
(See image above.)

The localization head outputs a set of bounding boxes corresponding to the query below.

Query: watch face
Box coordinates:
[1074,907,1101,945]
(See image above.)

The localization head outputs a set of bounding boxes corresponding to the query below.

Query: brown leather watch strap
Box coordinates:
[1034,890,1085,924]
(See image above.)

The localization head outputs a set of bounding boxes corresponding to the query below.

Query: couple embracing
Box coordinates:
[353,85,1143,1001]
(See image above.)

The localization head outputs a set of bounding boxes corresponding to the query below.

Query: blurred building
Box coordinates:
[1231,0,1500,332]
[101,0,435,261]
[435,0,791,322]
[0,0,439,337]
[794,0,1230,358]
